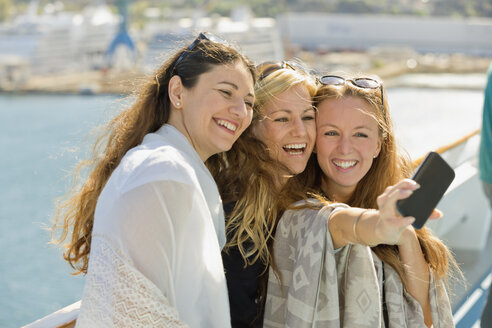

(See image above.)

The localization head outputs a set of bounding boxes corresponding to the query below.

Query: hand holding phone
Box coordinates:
[396,152,455,229]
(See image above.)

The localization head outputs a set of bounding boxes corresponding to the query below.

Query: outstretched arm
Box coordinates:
[327,179,418,249]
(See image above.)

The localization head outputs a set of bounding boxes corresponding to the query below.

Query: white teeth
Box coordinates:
[216,119,237,132]
[283,143,306,150]
[333,160,357,169]
[283,143,306,155]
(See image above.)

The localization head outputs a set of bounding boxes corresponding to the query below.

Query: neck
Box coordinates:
[275,173,289,191]
[321,177,354,204]
[168,113,208,162]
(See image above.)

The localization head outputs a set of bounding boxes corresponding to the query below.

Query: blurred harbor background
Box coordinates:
[1,0,492,94]
[1,0,492,327]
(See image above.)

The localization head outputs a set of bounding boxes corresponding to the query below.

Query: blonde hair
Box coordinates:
[207,62,318,268]
[52,37,256,275]
[303,78,460,288]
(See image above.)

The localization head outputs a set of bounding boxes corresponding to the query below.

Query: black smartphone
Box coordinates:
[396,151,455,229]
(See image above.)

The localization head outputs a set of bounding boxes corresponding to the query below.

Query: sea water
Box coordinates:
[0,85,485,327]
[0,93,120,327]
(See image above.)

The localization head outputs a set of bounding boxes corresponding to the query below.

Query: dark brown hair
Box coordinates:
[52,35,256,274]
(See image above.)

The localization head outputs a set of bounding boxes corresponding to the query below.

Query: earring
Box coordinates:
[373,154,378,158]
[176,101,181,107]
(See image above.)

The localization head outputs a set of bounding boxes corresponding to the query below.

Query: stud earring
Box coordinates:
[176,101,181,107]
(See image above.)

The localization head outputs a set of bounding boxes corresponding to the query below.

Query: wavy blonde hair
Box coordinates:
[51,37,256,275]
[207,62,318,268]
[304,78,461,287]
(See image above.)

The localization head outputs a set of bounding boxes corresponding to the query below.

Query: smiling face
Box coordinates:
[316,96,382,202]
[170,61,255,161]
[253,84,316,175]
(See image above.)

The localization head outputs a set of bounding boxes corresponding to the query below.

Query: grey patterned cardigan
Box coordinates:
[263,202,454,328]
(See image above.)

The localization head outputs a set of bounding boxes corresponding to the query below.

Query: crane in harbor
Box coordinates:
[104,0,136,69]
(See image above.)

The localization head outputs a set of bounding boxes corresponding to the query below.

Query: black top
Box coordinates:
[222,202,266,328]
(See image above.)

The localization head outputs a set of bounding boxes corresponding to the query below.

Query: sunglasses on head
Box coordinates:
[318,75,385,116]
[173,32,228,73]
[256,60,310,81]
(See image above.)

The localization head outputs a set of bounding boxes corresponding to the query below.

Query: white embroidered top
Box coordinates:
[76,124,230,328]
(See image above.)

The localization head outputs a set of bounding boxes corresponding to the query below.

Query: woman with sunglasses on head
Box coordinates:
[206,60,318,327]
[263,75,459,327]
[52,32,256,327]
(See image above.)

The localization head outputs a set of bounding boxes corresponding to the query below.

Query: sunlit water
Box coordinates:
[0,94,120,327]
[0,84,485,327]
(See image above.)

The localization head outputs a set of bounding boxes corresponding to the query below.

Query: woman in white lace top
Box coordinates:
[51,32,256,327]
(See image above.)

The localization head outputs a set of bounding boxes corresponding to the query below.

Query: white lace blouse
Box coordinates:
[75,124,230,328]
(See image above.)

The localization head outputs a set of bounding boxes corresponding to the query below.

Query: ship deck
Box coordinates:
[452,228,492,327]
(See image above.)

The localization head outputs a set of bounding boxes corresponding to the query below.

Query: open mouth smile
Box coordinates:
[332,159,358,169]
[215,119,237,134]
[283,143,307,155]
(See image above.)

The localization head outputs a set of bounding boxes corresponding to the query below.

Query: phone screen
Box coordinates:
[396,151,455,229]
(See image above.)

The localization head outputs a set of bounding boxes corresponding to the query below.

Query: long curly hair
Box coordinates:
[294,78,461,288]
[51,35,256,275]
[207,62,318,268]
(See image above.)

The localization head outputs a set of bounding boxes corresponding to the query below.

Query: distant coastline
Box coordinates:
[1,51,490,95]
[2,5,492,95]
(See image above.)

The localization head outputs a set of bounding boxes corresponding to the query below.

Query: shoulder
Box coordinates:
[117,138,202,194]
[277,200,350,238]
[277,199,325,235]
[284,199,349,220]
[282,199,322,222]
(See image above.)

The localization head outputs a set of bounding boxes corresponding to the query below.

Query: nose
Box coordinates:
[229,98,249,119]
[338,135,352,154]
[291,117,307,137]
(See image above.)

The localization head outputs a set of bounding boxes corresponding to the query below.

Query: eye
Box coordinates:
[244,100,253,109]
[302,115,315,121]
[273,117,289,123]
[355,132,368,138]
[324,130,338,136]
[219,89,232,97]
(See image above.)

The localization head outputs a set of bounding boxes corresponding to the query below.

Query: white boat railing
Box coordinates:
[424,129,492,252]
[22,301,79,328]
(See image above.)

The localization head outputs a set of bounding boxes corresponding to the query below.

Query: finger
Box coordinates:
[398,178,420,189]
[385,187,415,205]
[377,184,397,207]
[378,186,392,201]
[378,180,419,209]
[377,193,387,209]
[390,216,415,230]
[429,208,443,220]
